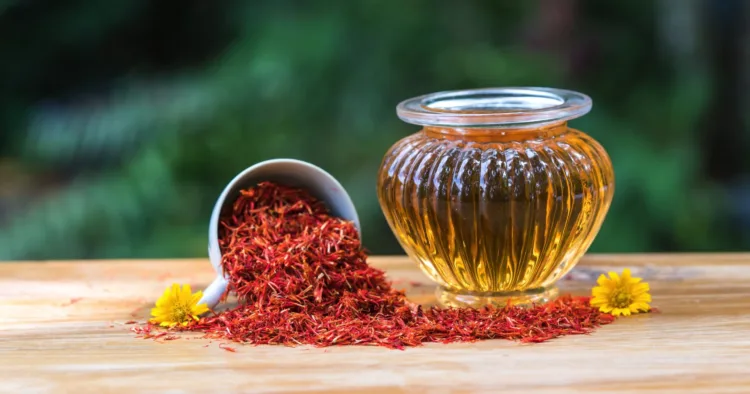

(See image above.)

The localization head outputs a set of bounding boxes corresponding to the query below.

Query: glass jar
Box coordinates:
[377,87,614,308]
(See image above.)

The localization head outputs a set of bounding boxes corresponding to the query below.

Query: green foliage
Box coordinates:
[0,1,742,260]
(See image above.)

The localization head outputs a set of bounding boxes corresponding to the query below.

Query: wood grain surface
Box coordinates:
[1,254,749,394]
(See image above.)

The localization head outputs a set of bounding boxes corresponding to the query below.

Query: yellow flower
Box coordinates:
[591,268,651,316]
[150,283,210,328]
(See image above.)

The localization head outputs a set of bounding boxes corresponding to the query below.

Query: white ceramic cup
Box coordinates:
[198,158,361,308]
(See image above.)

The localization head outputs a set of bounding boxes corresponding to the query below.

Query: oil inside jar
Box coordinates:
[377,124,614,307]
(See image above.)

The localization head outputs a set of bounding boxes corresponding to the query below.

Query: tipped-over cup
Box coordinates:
[199,158,361,308]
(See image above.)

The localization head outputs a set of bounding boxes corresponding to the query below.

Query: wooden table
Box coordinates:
[1,254,749,393]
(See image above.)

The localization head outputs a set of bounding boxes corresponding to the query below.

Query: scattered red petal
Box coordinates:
[132,182,617,349]
[64,297,83,306]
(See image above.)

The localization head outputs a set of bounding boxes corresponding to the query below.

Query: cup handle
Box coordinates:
[198,276,228,309]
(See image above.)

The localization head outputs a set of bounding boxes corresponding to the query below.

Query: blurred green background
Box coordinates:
[0,0,748,260]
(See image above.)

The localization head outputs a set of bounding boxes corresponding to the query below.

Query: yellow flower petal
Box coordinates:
[630,288,649,298]
[591,291,608,299]
[608,271,620,283]
[592,287,610,296]
[628,276,642,285]
[633,293,652,303]
[191,291,204,305]
[599,305,614,313]
[182,284,194,299]
[590,297,608,307]
[591,298,607,307]
[629,302,650,312]
[155,289,171,307]
[194,304,210,315]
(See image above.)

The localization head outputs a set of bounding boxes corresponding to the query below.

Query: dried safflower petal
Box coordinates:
[144,182,614,348]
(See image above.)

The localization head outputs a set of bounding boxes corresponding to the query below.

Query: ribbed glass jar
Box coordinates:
[377,87,614,308]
